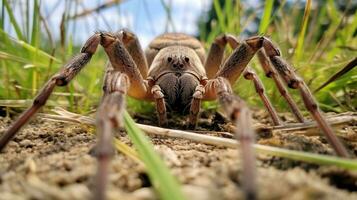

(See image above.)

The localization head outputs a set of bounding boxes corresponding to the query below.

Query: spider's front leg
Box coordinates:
[204,77,257,200]
[95,71,129,200]
[0,34,101,151]
[94,31,150,200]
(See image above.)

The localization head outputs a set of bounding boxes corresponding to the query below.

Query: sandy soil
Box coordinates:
[0,110,356,200]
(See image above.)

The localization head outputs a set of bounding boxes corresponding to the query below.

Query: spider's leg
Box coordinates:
[258,36,349,157]
[0,34,101,151]
[94,32,153,199]
[219,38,304,123]
[207,36,281,126]
[204,77,257,200]
[204,34,239,79]
[213,36,259,84]
[100,32,149,99]
[243,68,282,125]
[257,49,305,123]
[151,85,168,126]
[188,84,205,129]
[116,29,149,78]
[209,35,348,157]
[95,71,129,200]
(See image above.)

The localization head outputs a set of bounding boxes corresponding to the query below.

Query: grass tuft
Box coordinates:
[124,111,186,200]
[293,0,312,61]
[258,0,274,34]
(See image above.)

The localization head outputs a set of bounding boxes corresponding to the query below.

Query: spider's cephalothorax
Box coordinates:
[0,30,349,200]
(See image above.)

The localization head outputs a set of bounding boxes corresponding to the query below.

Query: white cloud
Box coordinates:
[169,0,212,11]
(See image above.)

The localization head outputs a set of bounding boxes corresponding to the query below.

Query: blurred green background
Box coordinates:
[0,0,356,117]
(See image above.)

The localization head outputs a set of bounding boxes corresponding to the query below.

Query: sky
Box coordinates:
[2,0,270,48]
[4,0,214,48]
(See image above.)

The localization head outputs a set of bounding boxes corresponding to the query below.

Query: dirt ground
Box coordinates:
[0,109,356,200]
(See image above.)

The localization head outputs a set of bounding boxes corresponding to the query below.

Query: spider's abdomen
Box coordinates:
[145,33,206,65]
[156,72,199,113]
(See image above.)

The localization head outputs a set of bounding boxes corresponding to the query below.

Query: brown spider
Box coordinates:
[0,30,349,200]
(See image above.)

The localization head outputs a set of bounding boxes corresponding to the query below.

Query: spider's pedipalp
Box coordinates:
[188,84,205,129]
[151,84,168,126]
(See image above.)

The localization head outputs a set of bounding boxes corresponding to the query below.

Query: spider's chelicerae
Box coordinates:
[0,30,350,200]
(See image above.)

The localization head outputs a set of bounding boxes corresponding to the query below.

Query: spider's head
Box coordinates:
[149,46,204,113]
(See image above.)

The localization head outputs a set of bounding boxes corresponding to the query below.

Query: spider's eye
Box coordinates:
[167,57,172,62]
[184,57,189,63]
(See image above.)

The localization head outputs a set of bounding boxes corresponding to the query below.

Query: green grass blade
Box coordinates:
[254,144,357,170]
[314,57,357,93]
[224,0,234,33]
[294,0,312,61]
[0,50,55,67]
[213,0,225,31]
[0,29,61,63]
[3,0,24,40]
[1,1,5,30]
[0,51,30,63]
[124,111,186,200]
[258,0,274,34]
[30,0,40,47]
[113,138,144,166]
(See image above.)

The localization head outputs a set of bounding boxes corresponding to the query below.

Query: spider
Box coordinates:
[0,30,349,200]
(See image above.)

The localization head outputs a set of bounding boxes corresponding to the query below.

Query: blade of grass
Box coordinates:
[113,138,143,166]
[137,124,357,170]
[254,144,357,170]
[213,0,225,32]
[31,65,37,96]
[0,51,31,63]
[124,111,186,200]
[25,0,30,41]
[160,0,176,32]
[294,0,311,61]
[3,0,24,40]
[1,1,4,30]
[0,50,57,67]
[0,29,61,63]
[314,57,357,93]
[0,99,69,107]
[224,0,234,32]
[30,0,40,47]
[258,0,274,34]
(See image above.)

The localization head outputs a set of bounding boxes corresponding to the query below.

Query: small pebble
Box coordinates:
[19,139,33,148]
